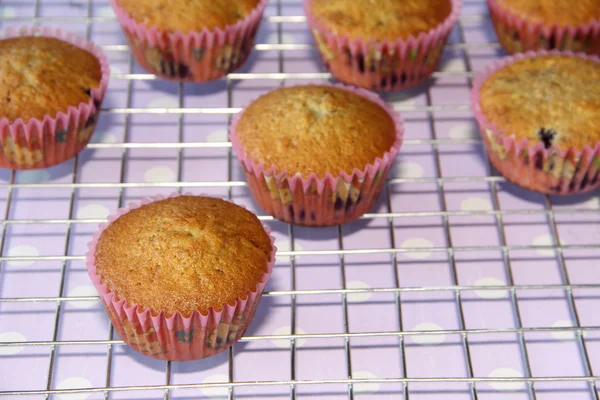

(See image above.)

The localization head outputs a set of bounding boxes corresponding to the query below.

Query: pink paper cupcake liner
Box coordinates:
[230,83,404,226]
[487,0,600,55]
[0,26,110,170]
[110,0,267,82]
[303,0,462,92]
[471,50,600,195]
[86,193,276,361]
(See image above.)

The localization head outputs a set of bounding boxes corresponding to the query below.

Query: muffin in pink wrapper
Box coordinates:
[86,193,276,361]
[303,0,461,92]
[110,0,266,82]
[230,83,403,226]
[0,26,109,170]
[488,0,600,55]
[471,51,600,195]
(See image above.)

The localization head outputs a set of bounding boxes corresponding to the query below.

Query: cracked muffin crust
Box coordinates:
[309,0,452,41]
[235,85,397,178]
[479,55,600,150]
[94,196,272,317]
[0,36,102,123]
[495,0,600,27]
[116,0,261,32]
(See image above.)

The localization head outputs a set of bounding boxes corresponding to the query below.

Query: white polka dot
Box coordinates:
[353,371,381,394]
[532,234,562,257]
[201,374,229,398]
[144,166,176,183]
[488,367,525,391]
[271,326,307,349]
[449,123,479,140]
[0,332,26,355]
[56,377,92,400]
[0,6,17,18]
[387,93,416,108]
[394,161,424,178]
[442,59,466,72]
[206,130,229,143]
[90,130,119,144]
[96,6,115,18]
[147,96,179,109]
[411,322,446,345]
[77,204,110,220]
[474,277,508,299]
[5,245,39,267]
[67,286,101,310]
[461,197,492,212]
[400,238,433,260]
[16,170,51,184]
[551,320,576,341]
[266,33,296,44]
[582,196,600,210]
[346,280,372,303]
[274,240,303,259]
[109,65,122,75]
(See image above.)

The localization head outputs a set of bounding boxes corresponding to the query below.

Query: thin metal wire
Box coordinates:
[42,1,91,397]
[337,225,355,400]
[273,5,301,399]
[543,196,599,399]
[8,173,599,189]
[2,206,600,227]
[385,185,410,399]
[3,324,600,349]
[3,376,600,398]
[101,38,137,400]
[1,1,600,398]
[4,282,600,304]
[423,65,478,400]
[1,242,599,263]
[0,13,491,23]
[94,41,501,52]
[454,21,537,399]
[226,36,236,400]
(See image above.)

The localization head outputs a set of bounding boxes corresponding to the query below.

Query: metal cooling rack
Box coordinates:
[0,0,599,399]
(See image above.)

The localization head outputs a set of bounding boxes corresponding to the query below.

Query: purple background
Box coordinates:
[1,0,600,399]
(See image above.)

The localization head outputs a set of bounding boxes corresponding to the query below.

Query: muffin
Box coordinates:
[471,51,600,195]
[488,0,600,55]
[230,84,403,226]
[0,27,109,170]
[111,0,267,82]
[87,194,276,361]
[304,0,461,91]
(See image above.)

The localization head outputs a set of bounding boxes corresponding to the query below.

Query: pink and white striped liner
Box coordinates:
[487,0,600,55]
[86,193,276,361]
[0,26,110,170]
[110,0,267,82]
[471,50,600,195]
[230,83,404,226]
[303,0,462,92]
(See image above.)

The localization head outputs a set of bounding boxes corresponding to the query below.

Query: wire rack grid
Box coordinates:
[1,0,600,399]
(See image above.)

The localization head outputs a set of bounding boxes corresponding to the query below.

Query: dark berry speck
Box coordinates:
[538,128,556,149]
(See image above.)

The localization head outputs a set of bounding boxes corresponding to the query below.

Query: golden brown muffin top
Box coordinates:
[116,0,261,32]
[309,0,453,41]
[94,196,272,317]
[496,0,600,27]
[480,55,600,150]
[0,37,101,123]
[235,85,397,178]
